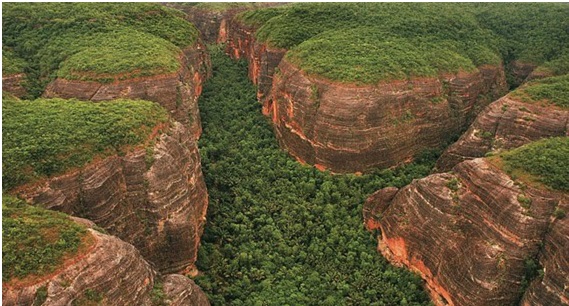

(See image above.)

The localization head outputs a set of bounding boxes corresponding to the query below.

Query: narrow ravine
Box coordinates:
[194,47,435,305]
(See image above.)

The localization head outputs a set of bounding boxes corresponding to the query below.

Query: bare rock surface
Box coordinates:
[2,73,27,98]
[15,122,208,274]
[364,158,568,306]
[163,274,210,306]
[435,96,569,172]
[268,59,507,173]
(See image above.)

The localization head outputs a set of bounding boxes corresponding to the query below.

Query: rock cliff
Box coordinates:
[225,18,286,103]
[2,73,27,98]
[43,45,210,134]
[364,158,568,305]
[15,122,208,274]
[435,95,568,172]
[268,59,507,173]
[3,217,210,306]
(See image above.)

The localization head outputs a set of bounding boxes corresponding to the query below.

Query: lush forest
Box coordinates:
[237,3,568,85]
[2,3,199,97]
[2,96,168,190]
[194,47,435,305]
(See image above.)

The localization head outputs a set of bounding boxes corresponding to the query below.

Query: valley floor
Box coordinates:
[194,46,435,305]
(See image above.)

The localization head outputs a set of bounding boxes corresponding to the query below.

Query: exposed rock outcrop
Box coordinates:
[43,45,211,134]
[3,221,155,306]
[267,59,507,173]
[163,274,210,306]
[2,217,210,306]
[2,73,27,98]
[364,158,568,305]
[15,122,208,274]
[225,18,286,102]
[435,96,569,172]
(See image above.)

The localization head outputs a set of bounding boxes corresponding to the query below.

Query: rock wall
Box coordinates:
[163,275,211,306]
[43,44,211,135]
[225,18,286,103]
[435,96,569,172]
[2,217,210,306]
[364,158,568,306]
[2,73,27,98]
[268,59,507,173]
[15,122,208,274]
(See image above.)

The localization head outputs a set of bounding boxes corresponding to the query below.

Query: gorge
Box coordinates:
[3,2,568,306]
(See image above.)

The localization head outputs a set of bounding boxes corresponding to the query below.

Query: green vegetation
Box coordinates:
[237,3,567,84]
[509,75,569,109]
[499,137,569,191]
[2,196,89,282]
[2,47,27,75]
[2,3,199,97]
[194,2,261,12]
[56,29,181,83]
[2,98,168,190]
[195,47,433,305]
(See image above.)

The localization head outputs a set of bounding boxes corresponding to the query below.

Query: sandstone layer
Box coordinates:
[2,217,211,306]
[225,18,286,102]
[15,122,208,274]
[268,59,507,173]
[364,158,568,306]
[43,45,211,135]
[2,73,27,98]
[435,96,569,172]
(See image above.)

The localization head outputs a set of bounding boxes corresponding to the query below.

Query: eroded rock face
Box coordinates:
[435,96,569,172]
[268,59,507,173]
[364,158,568,306]
[15,122,208,274]
[3,224,155,306]
[43,45,211,134]
[163,274,210,306]
[2,217,211,306]
[2,73,27,98]
[225,18,286,102]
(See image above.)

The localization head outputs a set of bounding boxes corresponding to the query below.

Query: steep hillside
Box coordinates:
[2,47,27,97]
[2,196,209,306]
[364,138,569,305]
[436,74,569,171]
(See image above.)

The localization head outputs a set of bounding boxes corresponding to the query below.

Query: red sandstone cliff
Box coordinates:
[435,96,569,172]
[364,158,568,306]
[14,122,208,275]
[268,59,507,173]
[43,44,211,135]
[2,73,27,98]
[2,217,210,306]
[225,18,287,103]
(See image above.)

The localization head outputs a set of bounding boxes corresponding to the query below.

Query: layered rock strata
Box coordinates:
[15,122,208,274]
[435,96,569,172]
[2,72,27,98]
[364,158,568,306]
[163,274,211,306]
[2,217,210,306]
[43,45,211,134]
[268,59,507,173]
[225,18,286,102]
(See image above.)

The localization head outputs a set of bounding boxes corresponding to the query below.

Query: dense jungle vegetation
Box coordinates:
[2,3,199,97]
[194,47,434,305]
[2,196,90,283]
[237,3,568,85]
[2,97,168,190]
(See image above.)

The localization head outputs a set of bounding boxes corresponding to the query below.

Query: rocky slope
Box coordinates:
[43,45,210,134]
[225,18,287,103]
[268,59,507,173]
[3,217,210,306]
[14,121,208,274]
[2,73,27,98]
[364,158,568,305]
[435,92,568,172]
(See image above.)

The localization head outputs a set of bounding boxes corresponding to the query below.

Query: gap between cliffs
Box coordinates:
[192,46,439,305]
